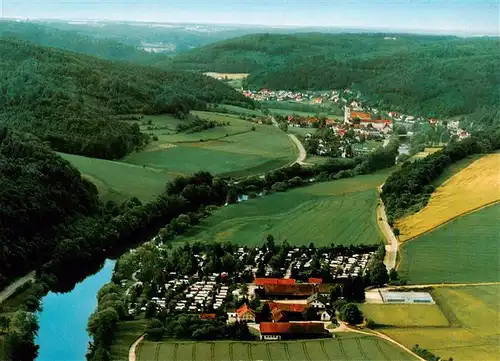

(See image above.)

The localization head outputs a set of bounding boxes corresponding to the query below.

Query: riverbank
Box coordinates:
[35,260,115,361]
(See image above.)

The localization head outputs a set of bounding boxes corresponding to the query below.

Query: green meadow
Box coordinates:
[123,111,296,178]
[398,203,500,284]
[179,170,393,246]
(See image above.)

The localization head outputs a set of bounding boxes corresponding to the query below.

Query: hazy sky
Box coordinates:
[1,0,499,35]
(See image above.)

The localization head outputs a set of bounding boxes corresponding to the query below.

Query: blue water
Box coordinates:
[36,260,115,361]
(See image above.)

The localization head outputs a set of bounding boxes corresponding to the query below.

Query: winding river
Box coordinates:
[35,260,115,361]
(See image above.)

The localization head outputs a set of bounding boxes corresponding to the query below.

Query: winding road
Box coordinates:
[269,116,307,165]
[376,188,399,271]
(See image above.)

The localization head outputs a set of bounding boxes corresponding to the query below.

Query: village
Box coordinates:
[241,87,471,158]
[120,240,381,341]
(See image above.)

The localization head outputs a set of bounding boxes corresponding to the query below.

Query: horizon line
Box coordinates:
[1,16,498,37]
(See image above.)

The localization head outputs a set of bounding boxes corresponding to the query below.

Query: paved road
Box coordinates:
[376,185,398,270]
[269,116,307,165]
[0,272,35,305]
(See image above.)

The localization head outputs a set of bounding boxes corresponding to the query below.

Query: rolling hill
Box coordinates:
[170,33,500,118]
[0,38,252,159]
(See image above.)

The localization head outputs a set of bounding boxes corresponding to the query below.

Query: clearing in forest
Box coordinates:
[395,153,500,241]
[178,169,394,247]
[135,333,418,361]
[382,284,500,361]
[398,203,500,284]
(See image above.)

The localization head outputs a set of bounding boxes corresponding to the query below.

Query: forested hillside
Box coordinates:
[0,38,252,159]
[0,127,100,287]
[171,33,500,117]
[0,20,162,64]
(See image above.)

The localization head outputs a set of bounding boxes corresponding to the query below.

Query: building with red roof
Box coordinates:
[268,302,308,322]
[259,322,327,340]
[199,313,216,320]
[254,278,296,286]
[259,284,318,299]
[308,278,323,284]
[235,303,256,322]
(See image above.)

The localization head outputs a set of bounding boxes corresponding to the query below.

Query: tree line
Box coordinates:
[382,131,500,224]
[0,38,252,160]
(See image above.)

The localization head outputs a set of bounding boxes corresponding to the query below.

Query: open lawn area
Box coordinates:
[123,111,296,179]
[396,153,500,241]
[398,203,500,284]
[382,284,500,361]
[360,304,449,327]
[179,170,394,246]
[110,320,147,361]
[59,153,175,203]
[135,333,418,361]
[216,104,263,117]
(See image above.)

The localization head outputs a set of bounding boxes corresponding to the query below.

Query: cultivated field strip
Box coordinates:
[137,337,419,361]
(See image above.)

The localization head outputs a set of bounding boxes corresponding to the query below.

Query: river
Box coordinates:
[36,260,115,361]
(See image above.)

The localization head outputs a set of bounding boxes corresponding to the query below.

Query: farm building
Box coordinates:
[235,303,256,322]
[259,322,328,340]
[268,302,308,322]
[381,291,435,304]
[258,284,318,299]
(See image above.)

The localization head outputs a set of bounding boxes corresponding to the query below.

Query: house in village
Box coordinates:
[319,310,332,321]
[267,302,308,322]
[307,293,326,309]
[235,303,256,322]
[259,322,329,340]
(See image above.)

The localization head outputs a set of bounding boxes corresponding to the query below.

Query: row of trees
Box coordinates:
[382,133,500,223]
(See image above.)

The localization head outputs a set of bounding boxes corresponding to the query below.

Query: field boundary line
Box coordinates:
[374,339,391,361]
[301,341,312,361]
[266,343,273,361]
[355,338,370,360]
[283,342,291,361]
[229,343,235,361]
[128,334,145,361]
[209,342,215,361]
[192,343,196,361]
[337,339,348,360]
[172,343,179,361]
[246,343,253,361]
[348,327,426,361]
[396,200,500,270]
[399,199,500,244]
[154,343,161,361]
[320,340,331,361]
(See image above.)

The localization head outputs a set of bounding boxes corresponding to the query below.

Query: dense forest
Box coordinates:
[0,127,101,288]
[170,33,500,118]
[0,38,252,159]
[0,20,162,64]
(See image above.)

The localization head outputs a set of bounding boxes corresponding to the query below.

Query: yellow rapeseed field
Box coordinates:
[396,153,500,241]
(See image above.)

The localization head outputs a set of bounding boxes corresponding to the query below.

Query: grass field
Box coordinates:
[217,104,263,117]
[398,203,500,284]
[123,111,297,179]
[396,153,500,241]
[360,304,450,327]
[59,153,176,203]
[382,284,500,361]
[110,320,147,361]
[135,333,418,361]
[288,127,317,137]
[179,169,394,246]
[203,72,249,80]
